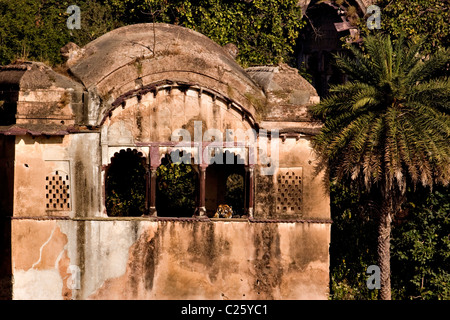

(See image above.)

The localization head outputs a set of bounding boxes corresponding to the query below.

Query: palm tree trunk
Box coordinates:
[377,199,392,300]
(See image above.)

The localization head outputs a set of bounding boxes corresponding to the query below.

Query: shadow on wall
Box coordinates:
[0,136,14,299]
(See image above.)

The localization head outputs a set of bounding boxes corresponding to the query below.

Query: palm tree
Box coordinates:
[311,34,450,300]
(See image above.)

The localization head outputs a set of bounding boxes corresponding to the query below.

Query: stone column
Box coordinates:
[246,165,255,218]
[197,164,207,216]
[148,168,157,216]
[147,146,160,216]
[145,166,149,214]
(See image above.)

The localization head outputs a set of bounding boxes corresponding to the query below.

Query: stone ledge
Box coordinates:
[8,215,332,224]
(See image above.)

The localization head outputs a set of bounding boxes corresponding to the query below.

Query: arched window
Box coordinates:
[105,149,146,217]
[205,151,245,217]
[103,147,253,219]
[155,152,197,217]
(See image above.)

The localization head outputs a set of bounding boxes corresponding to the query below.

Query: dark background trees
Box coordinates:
[330,183,450,300]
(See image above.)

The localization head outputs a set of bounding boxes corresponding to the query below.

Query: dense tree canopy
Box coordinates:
[358,0,450,54]
[0,0,305,67]
[105,0,305,67]
[0,0,69,65]
[330,183,450,300]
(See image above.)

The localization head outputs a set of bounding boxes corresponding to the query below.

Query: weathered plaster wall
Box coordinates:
[11,219,329,300]
[67,24,266,126]
[11,220,72,299]
[4,22,331,301]
[105,88,253,146]
[12,134,101,218]
[255,136,329,220]
[0,62,85,126]
[9,90,330,299]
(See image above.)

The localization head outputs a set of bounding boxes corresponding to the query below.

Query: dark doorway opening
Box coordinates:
[105,148,146,217]
[205,151,245,217]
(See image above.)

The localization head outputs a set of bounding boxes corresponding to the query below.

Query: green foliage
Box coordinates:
[330,184,450,300]
[68,0,120,48]
[312,34,450,194]
[86,0,306,67]
[156,156,197,217]
[391,186,450,300]
[0,0,70,65]
[297,61,313,84]
[356,0,450,54]
[314,34,450,299]
[0,0,305,67]
[0,0,120,66]
[225,173,244,215]
[329,182,379,300]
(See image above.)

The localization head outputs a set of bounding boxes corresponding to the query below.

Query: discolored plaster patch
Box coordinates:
[86,220,329,300]
[252,223,283,299]
[12,221,67,271]
[11,220,72,299]
[88,223,162,299]
[57,249,73,300]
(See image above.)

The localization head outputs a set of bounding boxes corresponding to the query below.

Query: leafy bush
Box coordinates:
[225,173,244,215]
[106,0,305,67]
[328,182,379,300]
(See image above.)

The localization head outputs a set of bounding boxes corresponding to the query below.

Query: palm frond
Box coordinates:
[406,48,450,84]
[407,78,450,113]
[312,34,450,195]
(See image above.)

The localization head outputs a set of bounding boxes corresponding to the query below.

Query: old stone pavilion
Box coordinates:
[0,23,331,299]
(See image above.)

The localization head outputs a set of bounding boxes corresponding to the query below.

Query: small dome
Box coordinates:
[0,61,84,128]
[0,61,83,91]
[246,64,320,122]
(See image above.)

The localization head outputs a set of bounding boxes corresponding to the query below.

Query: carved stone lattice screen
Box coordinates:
[275,167,303,215]
[45,171,71,211]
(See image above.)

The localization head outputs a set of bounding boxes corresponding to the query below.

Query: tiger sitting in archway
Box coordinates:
[213,204,233,218]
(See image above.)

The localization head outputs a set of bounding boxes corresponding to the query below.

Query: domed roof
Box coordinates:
[0,23,321,134]
[68,23,265,118]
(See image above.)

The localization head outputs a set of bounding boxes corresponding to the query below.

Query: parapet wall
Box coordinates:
[11,218,330,300]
